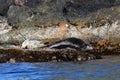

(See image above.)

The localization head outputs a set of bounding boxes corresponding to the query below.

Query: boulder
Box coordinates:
[0,0,12,16]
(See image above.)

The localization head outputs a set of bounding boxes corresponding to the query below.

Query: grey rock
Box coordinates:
[0,16,12,34]
[0,0,119,44]
[7,5,32,26]
[6,0,120,27]
[0,0,12,16]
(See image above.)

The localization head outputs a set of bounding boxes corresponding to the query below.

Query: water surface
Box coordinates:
[0,56,120,80]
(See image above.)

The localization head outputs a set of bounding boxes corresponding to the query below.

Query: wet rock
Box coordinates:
[0,48,98,62]
[9,58,16,63]
[21,39,44,49]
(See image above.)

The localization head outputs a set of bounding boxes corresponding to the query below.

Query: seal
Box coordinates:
[21,39,44,49]
[43,37,93,51]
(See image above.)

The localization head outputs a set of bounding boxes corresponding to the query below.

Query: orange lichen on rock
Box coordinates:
[96,14,105,21]
[55,22,68,39]
[84,21,91,27]
[90,39,109,49]
[97,39,108,47]
[69,20,87,29]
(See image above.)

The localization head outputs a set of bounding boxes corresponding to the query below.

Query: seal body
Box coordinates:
[21,39,44,49]
[44,37,93,51]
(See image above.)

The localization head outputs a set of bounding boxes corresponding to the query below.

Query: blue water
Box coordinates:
[0,56,120,80]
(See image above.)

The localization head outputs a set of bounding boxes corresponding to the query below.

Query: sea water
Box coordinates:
[0,56,120,80]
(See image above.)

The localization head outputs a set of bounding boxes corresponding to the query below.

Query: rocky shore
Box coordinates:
[0,48,96,63]
[0,0,120,62]
[0,42,119,63]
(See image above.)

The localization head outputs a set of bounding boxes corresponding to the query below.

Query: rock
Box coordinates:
[7,0,66,26]
[1,44,20,48]
[7,5,33,26]
[0,48,98,62]
[0,0,12,16]
[0,16,12,34]
[9,58,16,63]
[1,0,119,27]
[0,0,119,45]
[63,0,120,21]
[13,0,25,6]
[6,0,120,27]
[0,20,119,45]
[21,39,45,49]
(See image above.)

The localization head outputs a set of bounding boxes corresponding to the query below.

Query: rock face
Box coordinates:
[6,0,120,26]
[0,0,119,44]
[0,16,12,34]
[0,0,12,16]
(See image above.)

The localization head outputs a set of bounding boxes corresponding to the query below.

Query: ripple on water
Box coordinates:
[0,56,120,80]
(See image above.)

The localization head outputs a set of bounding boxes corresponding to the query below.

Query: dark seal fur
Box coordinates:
[43,37,93,51]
